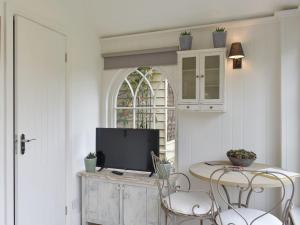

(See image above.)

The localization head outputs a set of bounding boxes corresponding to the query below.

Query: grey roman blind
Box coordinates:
[102,46,178,70]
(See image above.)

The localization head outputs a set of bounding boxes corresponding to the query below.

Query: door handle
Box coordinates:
[20,134,37,155]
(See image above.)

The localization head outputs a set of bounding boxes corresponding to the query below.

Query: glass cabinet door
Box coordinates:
[180,55,199,103]
[200,53,224,103]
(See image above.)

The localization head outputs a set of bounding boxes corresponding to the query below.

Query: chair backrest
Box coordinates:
[210,166,295,225]
[151,152,192,209]
[151,151,174,205]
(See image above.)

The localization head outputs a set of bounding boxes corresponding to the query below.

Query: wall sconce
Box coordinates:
[228,42,245,69]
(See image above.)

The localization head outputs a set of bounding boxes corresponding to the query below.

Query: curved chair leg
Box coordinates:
[166,213,173,225]
[165,213,168,225]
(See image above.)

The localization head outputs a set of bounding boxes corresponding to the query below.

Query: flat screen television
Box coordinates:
[96,128,159,173]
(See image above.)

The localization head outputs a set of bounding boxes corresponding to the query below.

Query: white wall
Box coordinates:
[0,4,5,225]
[66,2,101,224]
[100,17,282,213]
[0,1,101,225]
[279,9,300,206]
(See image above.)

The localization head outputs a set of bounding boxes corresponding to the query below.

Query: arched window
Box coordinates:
[115,67,176,162]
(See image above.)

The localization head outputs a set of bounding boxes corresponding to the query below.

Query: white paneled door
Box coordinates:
[14,16,67,225]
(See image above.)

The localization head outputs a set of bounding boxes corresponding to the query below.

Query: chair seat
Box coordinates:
[162,191,213,216]
[216,208,282,225]
[291,207,300,225]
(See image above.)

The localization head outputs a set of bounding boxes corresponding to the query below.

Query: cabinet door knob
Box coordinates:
[196,75,200,78]
[186,106,190,109]
[200,75,205,78]
[210,106,213,109]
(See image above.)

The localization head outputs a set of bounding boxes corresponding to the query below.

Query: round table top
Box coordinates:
[189,161,299,188]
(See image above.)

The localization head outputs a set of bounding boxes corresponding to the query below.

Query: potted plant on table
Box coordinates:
[158,159,172,179]
[227,149,257,167]
[84,152,97,173]
[179,30,192,50]
[213,27,227,48]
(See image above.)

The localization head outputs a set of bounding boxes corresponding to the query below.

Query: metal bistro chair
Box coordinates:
[210,166,295,225]
[290,206,300,225]
[151,152,215,225]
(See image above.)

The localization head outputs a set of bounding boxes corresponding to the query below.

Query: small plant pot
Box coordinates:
[158,163,171,179]
[179,35,192,50]
[213,31,227,48]
[85,157,97,173]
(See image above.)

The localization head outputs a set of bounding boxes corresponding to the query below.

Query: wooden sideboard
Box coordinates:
[79,170,165,225]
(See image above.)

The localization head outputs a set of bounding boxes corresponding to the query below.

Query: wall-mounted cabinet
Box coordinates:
[177,48,226,112]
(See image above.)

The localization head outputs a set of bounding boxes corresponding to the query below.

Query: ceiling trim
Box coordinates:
[100,14,277,41]
[100,7,299,41]
[275,6,300,17]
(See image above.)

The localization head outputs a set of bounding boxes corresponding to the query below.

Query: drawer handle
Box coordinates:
[186,106,190,109]
[210,106,213,109]
[200,75,205,78]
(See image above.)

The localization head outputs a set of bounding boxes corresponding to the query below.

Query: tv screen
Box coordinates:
[96,128,159,172]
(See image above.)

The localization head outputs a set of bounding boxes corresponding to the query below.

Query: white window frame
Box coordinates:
[113,67,176,153]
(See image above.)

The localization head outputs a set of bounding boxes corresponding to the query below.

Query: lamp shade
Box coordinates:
[228,42,245,59]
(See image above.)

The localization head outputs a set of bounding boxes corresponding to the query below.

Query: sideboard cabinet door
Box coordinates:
[86,178,121,225]
[86,178,99,222]
[98,181,121,225]
[147,188,160,225]
[123,185,147,225]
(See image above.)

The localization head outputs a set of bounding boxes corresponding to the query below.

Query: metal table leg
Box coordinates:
[222,185,254,208]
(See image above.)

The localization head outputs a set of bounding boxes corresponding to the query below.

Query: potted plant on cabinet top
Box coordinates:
[158,159,172,179]
[213,27,227,48]
[84,152,97,173]
[179,30,192,50]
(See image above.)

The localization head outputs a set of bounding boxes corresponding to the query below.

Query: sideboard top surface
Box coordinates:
[79,169,157,186]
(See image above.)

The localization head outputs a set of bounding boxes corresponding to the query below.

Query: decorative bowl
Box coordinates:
[227,149,257,167]
[227,156,255,167]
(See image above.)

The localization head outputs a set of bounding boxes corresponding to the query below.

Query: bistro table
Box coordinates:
[189,161,300,208]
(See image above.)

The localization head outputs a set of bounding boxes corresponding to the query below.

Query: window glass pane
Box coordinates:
[148,70,162,92]
[205,55,220,99]
[154,108,165,152]
[153,81,165,107]
[148,72,166,107]
[182,57,196,99]
[116,109,133,128]
[136,80,154,107]
[167,82,175,107]
[117,81,133,107]
[135,109,154,129]
[127,71,143,93]
[115,67,176,163]
[137,66,152,75]
[155,108,176,163]
[167,109,176,141]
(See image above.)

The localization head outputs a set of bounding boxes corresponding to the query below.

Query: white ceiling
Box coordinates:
[87,0,300,37]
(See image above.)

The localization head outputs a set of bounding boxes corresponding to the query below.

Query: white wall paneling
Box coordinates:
[0,3,6,225]
[278,9,300,206]
[100,14,283,218]
[0,1,101,225]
